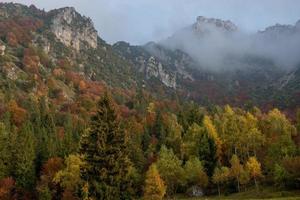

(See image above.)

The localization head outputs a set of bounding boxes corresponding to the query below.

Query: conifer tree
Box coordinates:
[0,123,10,179]
[14,121,36,189]
[80,94,131,200]
[143,164,166,200]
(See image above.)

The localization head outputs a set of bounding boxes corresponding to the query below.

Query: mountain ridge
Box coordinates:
[0,2,299,110]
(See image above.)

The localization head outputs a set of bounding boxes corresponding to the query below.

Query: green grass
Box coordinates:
[174,187,300,200]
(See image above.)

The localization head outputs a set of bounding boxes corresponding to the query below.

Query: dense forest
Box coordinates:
[0,92,299,199]
[0,3,299,200]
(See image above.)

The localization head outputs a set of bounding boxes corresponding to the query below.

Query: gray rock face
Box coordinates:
[50,7,97,51]
[194,16,238,33]
[145,57,176,89]
[0,44,5,56]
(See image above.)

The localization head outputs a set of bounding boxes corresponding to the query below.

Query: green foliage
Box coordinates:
[156,146,184,195]
[54,154,84,192]
[0,123,10,179]
[14,121,36,189]
[212,166,230,196]
[80,94,132,199]
[184,157,208,188]
[274,164,289,188]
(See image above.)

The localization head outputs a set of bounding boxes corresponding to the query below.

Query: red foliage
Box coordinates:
[8,100,27,126]
[41,157,64,183]
[282,156,300,177]
[0,17,43,46]
[0,177,15,200]
[57,59,72,70]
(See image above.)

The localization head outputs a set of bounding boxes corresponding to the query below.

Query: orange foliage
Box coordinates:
[8,100,27,126]
[53,68,65,77]
[0,177,15,200]
[119,105,132,118]
[57,59,72,70]
[22,47,41,74]
[62,190,78,200]
[0,17,43,46]
[6,32,18,46]
[41,157,64,184]
[78,80,87,91]
[65,71,83,86]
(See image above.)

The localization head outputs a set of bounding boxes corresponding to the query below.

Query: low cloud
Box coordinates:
[160,21,300,71]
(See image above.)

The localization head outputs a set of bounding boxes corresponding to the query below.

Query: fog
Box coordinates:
[3,0,300,71]
[160,20,300,71]
[3,0,300,45]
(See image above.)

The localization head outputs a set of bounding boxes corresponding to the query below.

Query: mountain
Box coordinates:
[0,3,299,111]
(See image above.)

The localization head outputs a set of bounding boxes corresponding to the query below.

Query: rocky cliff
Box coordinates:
[194,16,238,33]
[49,7,97,51]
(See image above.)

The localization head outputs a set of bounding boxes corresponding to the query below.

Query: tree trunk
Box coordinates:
[218,183,220,197]
[237,179,240,192]
[254,178,259,191]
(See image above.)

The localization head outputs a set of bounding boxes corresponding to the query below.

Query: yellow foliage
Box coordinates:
[144,164,166,200]
[203,115,222,161]
[246,156,262,179]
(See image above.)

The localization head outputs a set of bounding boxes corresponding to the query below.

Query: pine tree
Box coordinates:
[14,121,36,189]
[0,123,10,179]
[143,164,166,200]
[198,132,217,177]
[80,94,131,200]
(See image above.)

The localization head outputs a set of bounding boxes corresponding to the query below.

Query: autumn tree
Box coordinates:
[183,123,202,159]
[218,105,241,159]
[239,168,250,191]
[80,94,131,200]
[54,154,84,199]
[184,157,208,188]
[143,164,166,200]
[156,146,184,195]
[212,166,230,196]
[183,122,217,176]
[164,113,183,158]
[0,177,15,200]
[246,156,262,190]
[261,109,297,171]
[203,116,222,162]
[37,157,64,200]
[230,154,243,192]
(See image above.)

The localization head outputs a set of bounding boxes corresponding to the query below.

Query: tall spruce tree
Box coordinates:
[80,94,131,200]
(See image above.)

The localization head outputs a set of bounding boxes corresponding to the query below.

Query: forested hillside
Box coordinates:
[0,3,299,200]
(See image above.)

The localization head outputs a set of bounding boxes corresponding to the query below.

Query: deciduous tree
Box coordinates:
[143,164,166,200]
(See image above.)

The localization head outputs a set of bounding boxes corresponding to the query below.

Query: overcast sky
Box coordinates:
[2,0,300,45]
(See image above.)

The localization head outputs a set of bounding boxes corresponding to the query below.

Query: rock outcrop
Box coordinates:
[145,57,176,88]
[50,7,97,51]
[194,16,238,32]
[0,44,5,56]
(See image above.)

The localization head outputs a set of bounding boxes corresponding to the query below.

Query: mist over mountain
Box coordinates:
[160,16,300,71]
[0,3,300,199]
